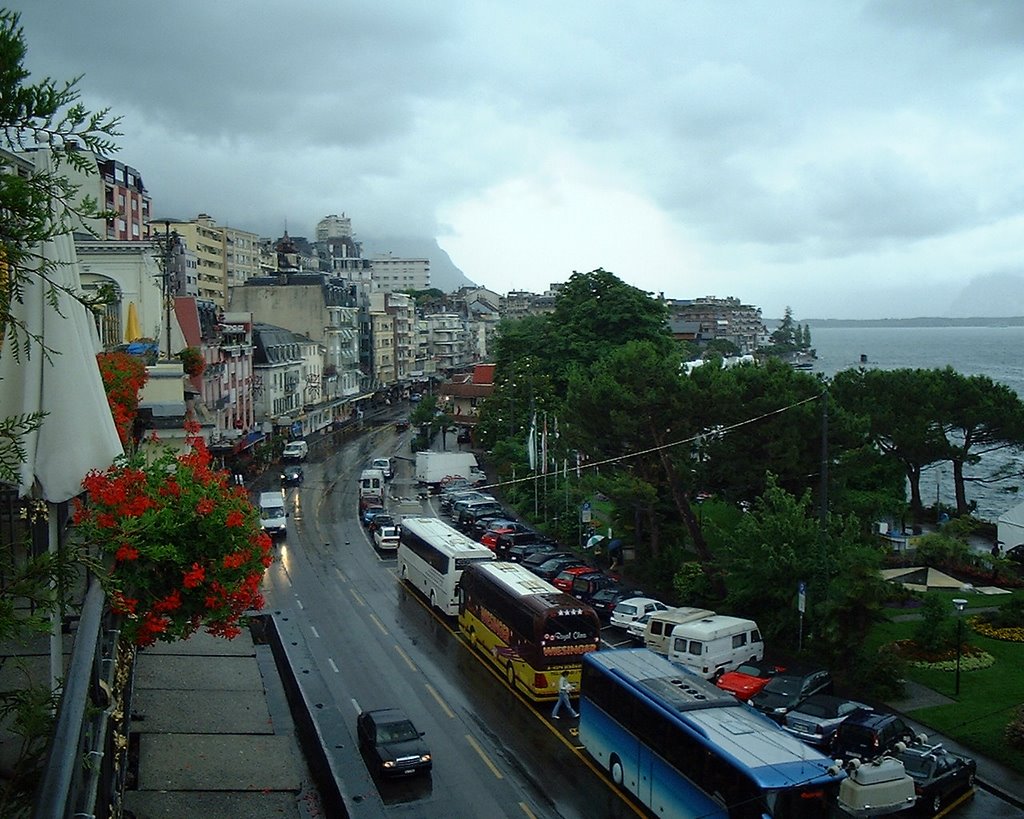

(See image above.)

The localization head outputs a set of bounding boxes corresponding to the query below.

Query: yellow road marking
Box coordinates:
[350,589,365,607]
[425,683,455,718]
[394,643,418,671]
[464,733,504,779]
[369,613,387,634]
[518,803,537,819]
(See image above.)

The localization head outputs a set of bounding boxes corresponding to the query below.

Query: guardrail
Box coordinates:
[33,581,132,819]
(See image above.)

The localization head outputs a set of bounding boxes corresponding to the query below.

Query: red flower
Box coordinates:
[115,544,139,562]
[225,510,245,528]
[183,562,206,589]
[196,497,215,515]
[153,589,182,612]
[223,551,247,569]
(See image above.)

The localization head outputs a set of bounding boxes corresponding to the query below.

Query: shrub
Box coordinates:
[1006,706,1024,750]
[912,595,955,654]
[846,645,907,702]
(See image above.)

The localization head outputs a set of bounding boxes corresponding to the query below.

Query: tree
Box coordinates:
[769,306,799,349]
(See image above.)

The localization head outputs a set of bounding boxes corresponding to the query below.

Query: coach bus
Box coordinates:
[578,649,844,819]
[458,561,601,701]
[397,517,494,615]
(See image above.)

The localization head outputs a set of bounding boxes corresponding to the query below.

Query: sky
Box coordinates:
[9,1,1024,319]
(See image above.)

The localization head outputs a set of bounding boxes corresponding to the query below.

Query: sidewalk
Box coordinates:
[124,629,321,819]
[886,680,1024,811]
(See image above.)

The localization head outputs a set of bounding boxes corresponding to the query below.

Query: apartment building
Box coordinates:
[369,252,429,293]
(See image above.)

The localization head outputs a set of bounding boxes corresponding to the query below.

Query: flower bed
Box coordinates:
[74,421,270,646]
[969,616,1024,642]
[886,638,994,671]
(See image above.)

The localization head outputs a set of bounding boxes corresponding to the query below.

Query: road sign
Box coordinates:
[798,581,806,614]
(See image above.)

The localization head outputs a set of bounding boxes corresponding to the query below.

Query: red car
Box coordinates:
[552,565,598,593]
[479,520,529,550]
[715,660,785,699]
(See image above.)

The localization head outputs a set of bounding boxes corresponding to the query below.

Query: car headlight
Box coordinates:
[420,754,431,763]
[383,760,395,768]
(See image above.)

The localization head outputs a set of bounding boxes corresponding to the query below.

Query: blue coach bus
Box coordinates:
[578,649,844,819]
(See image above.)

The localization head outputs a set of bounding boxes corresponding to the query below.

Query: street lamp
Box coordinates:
[147,217,179,362]
[953,597,968,696]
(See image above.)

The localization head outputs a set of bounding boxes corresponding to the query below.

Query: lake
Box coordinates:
[805,324,1024,521]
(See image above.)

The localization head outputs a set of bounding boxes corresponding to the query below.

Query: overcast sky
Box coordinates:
[10,1,1024,319]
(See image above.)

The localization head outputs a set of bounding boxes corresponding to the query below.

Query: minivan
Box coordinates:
[667,615,763,679]
[258,491,287,538]
[359,468,386,510]
[643,606,716,656]
[456,500,503,530]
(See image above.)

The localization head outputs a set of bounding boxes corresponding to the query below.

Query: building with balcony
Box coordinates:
[251,324,322,435]
[368,252,429,293]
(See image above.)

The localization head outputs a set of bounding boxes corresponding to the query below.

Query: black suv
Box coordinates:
[589,586,647,621]
[831,712,915,762]
[505,541,559,563]
[569,572,620,604]
[748,667,833,722]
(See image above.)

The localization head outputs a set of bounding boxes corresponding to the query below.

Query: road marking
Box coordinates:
[464,734,504,779]
[350,697,361,716]
[350,589,366,607]
[369,613,388,635]
[295,597,305,610]
[519,803,537,819]
[335,567,347,583]
[424,683,455,718]
[328,658,339,674]
[394,644,417,672]
[310,626,320,639]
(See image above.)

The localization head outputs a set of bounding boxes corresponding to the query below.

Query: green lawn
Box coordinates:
[870,598,1024,773]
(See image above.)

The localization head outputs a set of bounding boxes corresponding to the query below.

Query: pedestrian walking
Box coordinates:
[551,671,578,720]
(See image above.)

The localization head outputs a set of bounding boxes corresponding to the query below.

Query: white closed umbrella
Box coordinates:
[0,149,124,689]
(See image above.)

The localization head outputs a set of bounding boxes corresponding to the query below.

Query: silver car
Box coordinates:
[782,694,871,748]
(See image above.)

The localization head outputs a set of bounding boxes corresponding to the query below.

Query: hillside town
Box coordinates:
[2,146,776,465]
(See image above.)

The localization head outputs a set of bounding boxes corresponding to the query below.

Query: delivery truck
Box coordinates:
[415,451,485,493]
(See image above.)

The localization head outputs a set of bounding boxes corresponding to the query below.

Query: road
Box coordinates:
[260,419,638,818]
[259,414,1022,819]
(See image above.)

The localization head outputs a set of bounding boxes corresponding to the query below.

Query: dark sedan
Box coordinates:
[748,667,833,722]
[531,555,589,581]
[505,541,560,563]
[356,708,432,777]
[280,464,304,485]
[588,586,646,621]
[898,742,976,815]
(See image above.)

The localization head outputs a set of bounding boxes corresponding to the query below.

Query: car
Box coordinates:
[470,516,515,542]
[282,440,308,461]
[552,565,598,592]
[280,464,304,485]
[897,742,976,815]
[501,536,555,561]
[568,571,620,604]
[625,612,655,644]
[456,502,504,532]
[374,525,401,551]
[394,418,410,431]
[367,513,395,535]
[531,555,589,581]
[479,520,531,550]
[831,711,915,762]
[356,708,432,777]
[448,493,496,519]
[409,392,422,402]
[715,660,786,700]
[361,505,387,528]
[781,694,872,748]
[370,457,393,480]
[609,597,670,630]
[748,667,833,722]
[521,549,574,571]
[588,586,647,621]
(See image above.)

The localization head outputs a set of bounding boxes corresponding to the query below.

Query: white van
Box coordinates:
[359,468,387,509]
[258,491,287,538]
[643,606,716,656]
[667,615,763,679]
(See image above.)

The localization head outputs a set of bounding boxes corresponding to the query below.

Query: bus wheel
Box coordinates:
[609,755,624,787]
[506,663,516,689]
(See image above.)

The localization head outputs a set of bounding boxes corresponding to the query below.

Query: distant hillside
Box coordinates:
[359,236,475,292]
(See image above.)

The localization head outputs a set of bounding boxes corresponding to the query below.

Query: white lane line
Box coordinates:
[310,625,320,639]
[296,597,305,610]
[328,658,339,673]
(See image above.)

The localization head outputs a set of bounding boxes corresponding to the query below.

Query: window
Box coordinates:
[688,640,703,656]
[732,633,747,649]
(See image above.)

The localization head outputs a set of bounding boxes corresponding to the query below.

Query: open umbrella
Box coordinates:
[124,300,142,342]
[0,148,124,688]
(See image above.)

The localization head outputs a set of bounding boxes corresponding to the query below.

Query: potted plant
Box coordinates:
[73,421,271,646]
[177,346,206,377]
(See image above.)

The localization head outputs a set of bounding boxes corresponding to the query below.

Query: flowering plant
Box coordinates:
[97,351,149,446]
[73,421,271,646]
[176,346,206,377]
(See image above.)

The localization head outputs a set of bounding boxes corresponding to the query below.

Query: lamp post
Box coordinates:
[953,597,967,696]
[147,217,178,362]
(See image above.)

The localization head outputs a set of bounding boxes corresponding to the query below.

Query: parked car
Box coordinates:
[897,742,976,815]
[356,708,432,777]
[568,571,620,605]
[831,712,915,762]
[471,517,516,543]
[781,694,872,748]
[748,667,833,722]
[531,555,588,581]
[361,505,387,528]
[502,538,557,562]
[715,660,786,700]
[456,502,505,532]
[609,597,670,630]
[552,565,598,593]
[521,549,574,572]
[370,457,393,480]
[449,494,496,520]
[280,464,304,485]
[480,520,531,550]
[394,418,410,431]
[367,513,395,535]
[588,586,646,621]
[438,487,481,513]
[374,525,401,551]
[626,612,655,645]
